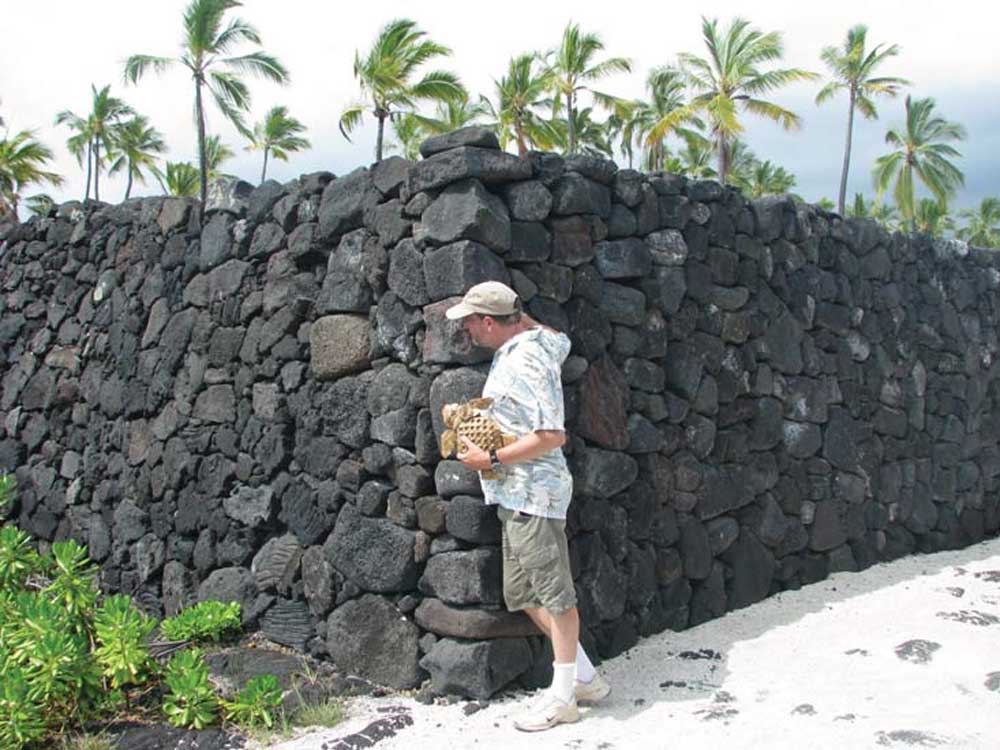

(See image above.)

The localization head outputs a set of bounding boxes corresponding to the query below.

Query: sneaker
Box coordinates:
[514,693,580,732]
[575,673,612,704]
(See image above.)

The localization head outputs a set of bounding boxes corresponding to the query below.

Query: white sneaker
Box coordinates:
[514,693,580,732]
[575,673,612,704]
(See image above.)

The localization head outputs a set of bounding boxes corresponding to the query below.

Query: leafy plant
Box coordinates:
[162,648,218,729]
[0,473,16,511]
[0,662,48,749]
[45,539,100,636]
[0,523,42,589]
[93,594,157,690]
[221,674,283,728]
[159,600,242,642]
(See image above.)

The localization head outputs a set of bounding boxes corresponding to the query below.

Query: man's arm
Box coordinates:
[458,430,565,472]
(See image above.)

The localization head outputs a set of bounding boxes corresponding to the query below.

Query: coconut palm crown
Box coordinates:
[108,115,167,200]
[0,130,63,221]
[483,54,559,155]
[676,16,818,184]
[246,105,310,183]
[958,197,1000,248]
[816,24,909,215]
[873,95,966,230]
[541,22,632,155]
[55,84,134,202]
[339,18,465,162]
[124,0,289,209]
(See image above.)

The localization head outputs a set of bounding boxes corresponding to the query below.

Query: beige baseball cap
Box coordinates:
[445,281,519,320]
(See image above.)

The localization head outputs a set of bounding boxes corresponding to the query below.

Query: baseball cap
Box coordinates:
[445,281,519,319]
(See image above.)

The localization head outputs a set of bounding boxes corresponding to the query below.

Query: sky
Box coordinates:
[3,0,999,216]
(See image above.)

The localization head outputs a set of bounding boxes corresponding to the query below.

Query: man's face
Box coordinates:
[461,314,497,349]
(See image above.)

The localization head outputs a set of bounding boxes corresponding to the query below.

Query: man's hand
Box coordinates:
[458,436,491,471]
[457,430,566,473]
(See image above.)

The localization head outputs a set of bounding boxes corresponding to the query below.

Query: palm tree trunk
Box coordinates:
[125,168,134,200]
[195,77,208,211]
[84,140,93,201]
[515,120,527,156]
[94,139,101,202]
[566,92,576,155]
[837,89,856,216]
[376,113,385,162]
[261,148,269,183]
[717,132,729,184]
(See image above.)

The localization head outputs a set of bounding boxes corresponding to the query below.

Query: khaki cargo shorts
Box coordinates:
[497,506,577,614]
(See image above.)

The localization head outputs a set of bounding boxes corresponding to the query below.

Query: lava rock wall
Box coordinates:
[2,127,999,699]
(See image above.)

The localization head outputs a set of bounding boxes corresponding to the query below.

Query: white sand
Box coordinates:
[267,537,1000,750]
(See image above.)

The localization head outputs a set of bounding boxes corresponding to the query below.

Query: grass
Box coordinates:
[238,697,347,748]
[57,731,115,750]
[291,698,346,728]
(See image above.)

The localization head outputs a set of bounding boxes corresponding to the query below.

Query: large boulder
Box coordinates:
[324,504,419,592]
[422,179,512,253]
[409,146,531,193]
[327,594,423,689]
[310,315,371,380]
[420,637,533,699]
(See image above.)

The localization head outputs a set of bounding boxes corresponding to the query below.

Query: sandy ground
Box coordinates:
[264,538,1000,750]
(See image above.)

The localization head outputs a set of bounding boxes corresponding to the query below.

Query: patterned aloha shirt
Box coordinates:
[480,326,573,519]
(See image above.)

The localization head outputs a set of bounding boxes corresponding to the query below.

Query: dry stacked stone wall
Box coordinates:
[2,127,1000,699]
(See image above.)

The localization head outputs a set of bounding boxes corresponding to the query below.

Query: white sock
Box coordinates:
[575,644,596,683]
[550,662,576,703]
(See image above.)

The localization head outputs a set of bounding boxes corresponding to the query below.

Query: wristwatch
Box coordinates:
[489,448,503,471]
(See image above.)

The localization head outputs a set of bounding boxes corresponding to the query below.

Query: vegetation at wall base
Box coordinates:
[0,473,291,748]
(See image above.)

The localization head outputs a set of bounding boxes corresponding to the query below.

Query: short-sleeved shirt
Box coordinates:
[480,326,573,519]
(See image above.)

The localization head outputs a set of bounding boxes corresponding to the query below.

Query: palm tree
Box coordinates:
[156,161,201,197]
[245,105,310,183]
[846,192,900,230]
[203,135,235,181]
[388,114,424,160]
[124,0,289,209]
[873,95,966,230]
[24,193,55,218]
[542,22,632,155]
[549,107,613,157]
[637,66,704,170]
[55,84,134,201]
[411,95,489,137]
[108,115,167,200]
[675,133,717,179]
[677,16,818,183]
[0,130,63,221]
[735,159,797,198]
[913,198,955,237]
[339,18,464,162]
[957,197,1000,248]
[483,54,559,155]
[816,25,909,215]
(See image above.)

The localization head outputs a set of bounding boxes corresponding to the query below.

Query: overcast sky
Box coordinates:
[4,0,998,214]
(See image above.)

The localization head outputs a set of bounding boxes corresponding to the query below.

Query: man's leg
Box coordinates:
[524,606,600,686]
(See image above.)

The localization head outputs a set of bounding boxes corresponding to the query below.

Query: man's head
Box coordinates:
[445,281,523,349]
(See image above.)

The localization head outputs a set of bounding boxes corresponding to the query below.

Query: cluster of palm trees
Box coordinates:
[1,1,997,248]
[338,16,992,243]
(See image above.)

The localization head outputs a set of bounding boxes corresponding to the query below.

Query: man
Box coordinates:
[445,280,610,732]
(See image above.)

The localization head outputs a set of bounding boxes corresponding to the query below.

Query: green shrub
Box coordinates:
[0,523,42,589]
[0,475,285,745]
[0,660,48,749]
[0,473,15,511]
[162,648,218,729]
[221,674,284,729]
[159,600,242,642]
[93,594,157,690]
